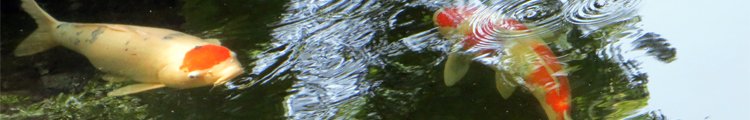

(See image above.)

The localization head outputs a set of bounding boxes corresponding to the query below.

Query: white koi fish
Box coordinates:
[14,0,245,96]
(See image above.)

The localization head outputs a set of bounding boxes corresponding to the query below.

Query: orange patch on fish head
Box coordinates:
[435,6,478,38]
[180,44,232,72]
[434,6,477,28]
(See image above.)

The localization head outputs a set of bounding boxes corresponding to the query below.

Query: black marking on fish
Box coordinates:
[162,33,185,40]
[76,31,82,36]
[56,23,71,29]
[89,27,104,43]
[125,48,129,51]
[74,39,81,45]
[73,24,85,28]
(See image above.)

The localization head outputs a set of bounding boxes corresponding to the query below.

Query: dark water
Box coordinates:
[1,0,673,119]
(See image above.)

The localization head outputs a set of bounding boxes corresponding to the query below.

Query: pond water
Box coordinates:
[0,0,706,119]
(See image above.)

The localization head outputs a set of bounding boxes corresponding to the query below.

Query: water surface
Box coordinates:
[1,0,676,119]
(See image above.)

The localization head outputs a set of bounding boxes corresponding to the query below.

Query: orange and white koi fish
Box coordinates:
[14,0,245,96]
[435,6,571,120]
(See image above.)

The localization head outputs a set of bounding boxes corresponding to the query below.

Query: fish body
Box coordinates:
[505,38,571,120]
[434,6,571,120]
[15,0,244,96]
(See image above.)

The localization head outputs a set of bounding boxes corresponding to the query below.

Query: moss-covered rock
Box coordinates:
[1,81,151,119]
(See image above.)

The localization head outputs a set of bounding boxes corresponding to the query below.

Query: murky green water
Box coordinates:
[1,0,673,119]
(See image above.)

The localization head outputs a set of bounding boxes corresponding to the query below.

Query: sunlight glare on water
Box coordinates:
[247,0,387,119]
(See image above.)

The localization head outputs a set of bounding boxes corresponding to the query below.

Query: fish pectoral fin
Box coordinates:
[107,83,166,96]
[101,74,130,82]
[204,38,222,45]
[494,71,518,99]
[443,53,472,86]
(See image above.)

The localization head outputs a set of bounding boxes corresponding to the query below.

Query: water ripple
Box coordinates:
[564,0,642,34]
[249,0,391,119]
[440,0,565,68]
[468,0,564,41]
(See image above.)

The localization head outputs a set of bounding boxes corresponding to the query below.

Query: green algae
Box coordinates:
[1,81,151,119]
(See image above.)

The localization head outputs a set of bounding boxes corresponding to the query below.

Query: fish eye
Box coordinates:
[188,71,201,79]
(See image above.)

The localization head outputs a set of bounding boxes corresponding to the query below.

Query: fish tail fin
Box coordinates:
[15,0,60,56]
[21,0,59,26]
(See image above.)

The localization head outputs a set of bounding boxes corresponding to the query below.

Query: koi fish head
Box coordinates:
[160,44,244,89]
[434,6,477,36]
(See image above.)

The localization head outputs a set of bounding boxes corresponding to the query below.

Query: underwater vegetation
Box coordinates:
[1,0,675,119]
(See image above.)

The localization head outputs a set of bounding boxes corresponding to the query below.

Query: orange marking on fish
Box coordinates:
[531,42,563,71]
[180,44,231,72]
[525,41,570,120]
[546,76,570,120]
[435,7,476,28]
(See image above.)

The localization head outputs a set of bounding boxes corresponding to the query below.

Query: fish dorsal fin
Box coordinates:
[107,83,166,96]
[105,25,130,32]
[204,38,222,45]
[180,44,231,72]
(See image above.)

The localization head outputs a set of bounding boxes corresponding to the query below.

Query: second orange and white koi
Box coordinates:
[434,6,572,120]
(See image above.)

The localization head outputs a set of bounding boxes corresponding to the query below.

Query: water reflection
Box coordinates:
[249,0,387,119]
[0,0,675,119]
[249,0,674,119]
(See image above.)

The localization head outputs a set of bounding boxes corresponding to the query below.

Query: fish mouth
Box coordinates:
[212,65,244,87]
